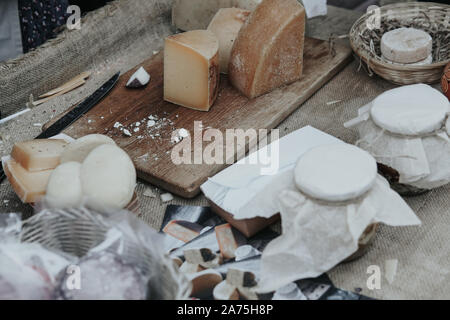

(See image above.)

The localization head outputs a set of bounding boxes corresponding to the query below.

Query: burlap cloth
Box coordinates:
[0,0,448,299]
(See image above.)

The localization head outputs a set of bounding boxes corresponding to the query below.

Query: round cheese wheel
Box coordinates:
[60,134,116,163]
[381,28,432,64]
[382,53,432,66]
[371,84,449,135]
[80,144,136,212]
[46,162,83,208]
[294,144,377,202]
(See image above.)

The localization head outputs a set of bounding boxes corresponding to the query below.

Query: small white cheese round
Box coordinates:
[80,144,136,212]
[61,134,116,163]
[46,162,83,208]
[371,84,449,135]
[381,28,432,64]
[294,144,377,202]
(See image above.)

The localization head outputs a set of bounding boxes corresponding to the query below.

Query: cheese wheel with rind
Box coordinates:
[3,159,52,203]
[172,0,261,31]
[229,0,306,99]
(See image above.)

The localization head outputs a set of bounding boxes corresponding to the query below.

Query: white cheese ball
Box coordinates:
[60,134,116,163]
[46,162,83,209]
[80,144,136,212]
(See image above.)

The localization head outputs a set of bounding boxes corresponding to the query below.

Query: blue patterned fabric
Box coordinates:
[18,0,70,53]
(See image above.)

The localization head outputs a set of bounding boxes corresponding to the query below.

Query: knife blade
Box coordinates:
[0,72,120,183]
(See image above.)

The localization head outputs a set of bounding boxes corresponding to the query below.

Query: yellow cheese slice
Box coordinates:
[11,139,68,172]
[4,159,52,203]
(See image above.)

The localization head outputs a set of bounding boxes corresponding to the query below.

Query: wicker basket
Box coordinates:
[19,207,192,300]
[350,2,450,85]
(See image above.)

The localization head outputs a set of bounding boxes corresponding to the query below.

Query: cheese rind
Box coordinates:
[229,0,306,99]
[208,8,251,74]
[172,0,261,31]
[11,139,68,172]
[3,159,52,203]
[164,30,220,111]
[380,28,432,64]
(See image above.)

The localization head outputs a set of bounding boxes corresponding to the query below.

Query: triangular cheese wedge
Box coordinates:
[229,0,306,98]
[164,30,220,111]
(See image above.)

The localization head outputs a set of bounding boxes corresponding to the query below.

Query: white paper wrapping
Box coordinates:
[257,176,421,293]
[200,126,341,220]
[345,105,450,189]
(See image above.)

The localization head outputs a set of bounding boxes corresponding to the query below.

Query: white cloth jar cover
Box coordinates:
[257,144,421,293]
[345,84,450,190]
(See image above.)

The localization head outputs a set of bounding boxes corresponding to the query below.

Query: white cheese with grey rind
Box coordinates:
[380,28,432,64]
[172,0,261,31]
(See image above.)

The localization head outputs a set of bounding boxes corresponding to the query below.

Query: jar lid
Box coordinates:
[371,84,449,135]
[294,144,377,202]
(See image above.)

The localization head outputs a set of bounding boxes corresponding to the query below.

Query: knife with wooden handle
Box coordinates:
[0,72,120,183]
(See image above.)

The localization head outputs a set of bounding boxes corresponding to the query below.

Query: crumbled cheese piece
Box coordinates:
[160,193,174,202]
[123,129,132,137]
[143,188,156,198]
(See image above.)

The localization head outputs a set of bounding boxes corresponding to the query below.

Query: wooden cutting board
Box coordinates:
[44,37,352,198]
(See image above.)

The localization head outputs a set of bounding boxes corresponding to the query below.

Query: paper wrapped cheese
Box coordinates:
[172,0,261,31]
[229,0,305,99]
[345,84,450,192]
[164,30,220,111]
[257,144,421,293]
[201,126,342,222]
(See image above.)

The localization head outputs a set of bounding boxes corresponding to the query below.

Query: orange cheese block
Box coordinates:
[3,159,52,203]
[229,0,306,98]
[164,30,220,111]
[163,220,204,243]
[11,139,68,172]
[207,8,251,74]
[215,223,246,259]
